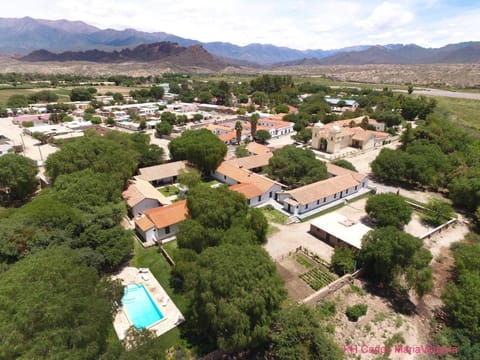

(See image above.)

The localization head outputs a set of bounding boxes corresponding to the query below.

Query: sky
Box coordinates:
[2,0,479,50]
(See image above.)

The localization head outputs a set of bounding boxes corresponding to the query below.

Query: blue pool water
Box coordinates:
[122,284,164,329]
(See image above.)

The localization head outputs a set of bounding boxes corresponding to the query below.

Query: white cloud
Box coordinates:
[356,2,414,31]
[0,0,477,50]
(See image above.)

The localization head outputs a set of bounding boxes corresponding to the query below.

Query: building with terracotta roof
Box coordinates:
[225,152,273,172]
[246,142,271,155]
[276,165,368,215]
[311,119,391,154]
[213,162,284,206]
[229,183,265,206]
[134,200,188,243]
[122,178,170,216]
[137,161,188,186]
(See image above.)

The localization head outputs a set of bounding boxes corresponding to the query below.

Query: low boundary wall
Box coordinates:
[302,269,362,305]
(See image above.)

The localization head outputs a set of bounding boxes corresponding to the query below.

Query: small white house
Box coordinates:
[134,200,188,243]
[122,179,170,216]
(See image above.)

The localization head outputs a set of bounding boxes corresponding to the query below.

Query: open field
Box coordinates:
[0,88,68,104]
[433,96,480,130]
[1,57,480,89]
[271,63,480,88]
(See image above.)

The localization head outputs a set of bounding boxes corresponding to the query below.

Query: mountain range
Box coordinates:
[20,42,227,69]
[1,17,479,66]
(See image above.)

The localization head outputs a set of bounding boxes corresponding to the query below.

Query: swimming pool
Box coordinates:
[121,284,165,329]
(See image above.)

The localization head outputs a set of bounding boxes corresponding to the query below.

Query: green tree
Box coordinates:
[421,198,455,226]
[182,244,286,353]
[0,154,38,203]
[138,144,165,168]
[269,304,343,359]
[149,86,164,100]
[45,135,137,184]
[366,193,413,228]
[177,168,202,190]
[70,87,94,101]
[249,113,259,139]
[331,246,356,275]
[168,129,227,174]
[371,148,408,183]
[234,120,243,144]
[197,91,213,103]
[293,127,312,144]
[441,240,480,350]
[346,304,368,322]
[359,226,433,296]
[251,91,268,106]
[255,129,271,144]
[448,176,480,212]
[6,94,29,108]
[155,121,173,137]
[266,145,328,186]
[331,159,357,172]
[160,111,177,125]
[407,85,414,94]
[274,104,289,114]
[106,116,115,126]
[235,145,249,158]
[0,247,119,359]
[32,132,50,145]
[138,119,147,131]
[113,92,124,102]
[28,90,59,103]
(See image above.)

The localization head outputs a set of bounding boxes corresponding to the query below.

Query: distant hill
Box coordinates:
[0,17,357,64]
[20,42,232,70]
[0,17,198,55]
[307,42,480,65]
[1,17,479,66]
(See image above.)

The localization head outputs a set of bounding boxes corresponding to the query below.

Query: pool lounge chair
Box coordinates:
[162,297,169,307]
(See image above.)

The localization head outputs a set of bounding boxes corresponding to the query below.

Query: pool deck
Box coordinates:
[112,266,184,341]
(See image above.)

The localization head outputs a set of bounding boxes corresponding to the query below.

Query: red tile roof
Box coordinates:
[142,200,188,229]
[229,183,264,199]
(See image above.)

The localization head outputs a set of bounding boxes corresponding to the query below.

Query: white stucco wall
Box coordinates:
[132,199,160,217]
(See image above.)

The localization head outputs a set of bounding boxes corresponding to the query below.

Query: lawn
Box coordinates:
[261,206,288,224]
[202,178,221,187]
[129,241,189,351]
[434,96,480,131]
[158,185,180,197]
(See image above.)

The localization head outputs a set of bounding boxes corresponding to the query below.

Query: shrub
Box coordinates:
[346,304,368,322]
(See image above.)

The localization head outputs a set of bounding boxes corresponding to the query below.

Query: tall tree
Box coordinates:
[168,129,227,174]
[45,135,136,183]
[234,120,243,144]
[0,154,38,203]
[182,244,286,353]
[250,113,259,140]
[266,145,328,186]
[269,304,343,359]
[0,247,120,359]
[359,226,433,296]
[366,193,413,228]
